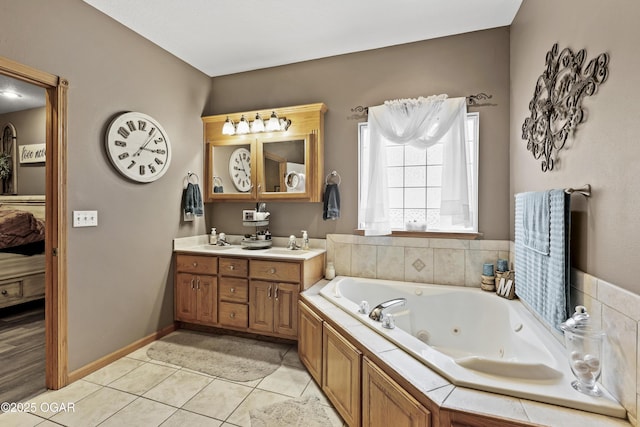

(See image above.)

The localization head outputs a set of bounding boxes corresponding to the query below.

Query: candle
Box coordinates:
[482,263,494,276]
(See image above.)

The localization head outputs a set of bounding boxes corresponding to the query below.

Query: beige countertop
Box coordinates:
[173,235,326,261]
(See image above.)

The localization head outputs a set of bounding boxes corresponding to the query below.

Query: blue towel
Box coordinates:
[521,190,551,255]
[183,183,203,217]
[515,189,570,330]
[323,183,340,220]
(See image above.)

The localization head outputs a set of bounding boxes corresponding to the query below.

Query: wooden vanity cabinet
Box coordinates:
[249,259,302,338]
[363,357,430,427]
[323,323,362,427]
[175,255,218,325]
[218,257,249,329]
[298,301,324,384]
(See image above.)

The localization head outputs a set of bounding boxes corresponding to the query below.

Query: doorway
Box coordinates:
[0,55,68,390]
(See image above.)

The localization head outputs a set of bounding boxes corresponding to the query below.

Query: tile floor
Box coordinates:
[0,333,345,427]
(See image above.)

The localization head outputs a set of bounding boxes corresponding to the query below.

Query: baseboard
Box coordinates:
[67,322,176,384]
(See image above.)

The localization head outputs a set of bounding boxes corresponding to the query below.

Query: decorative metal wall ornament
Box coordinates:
[522,43,609,172]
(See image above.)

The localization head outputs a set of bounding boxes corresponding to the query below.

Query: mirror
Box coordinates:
[262,138,306,193]
[209,142,254,195]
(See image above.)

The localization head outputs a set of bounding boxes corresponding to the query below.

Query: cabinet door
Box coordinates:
[298,301,323,384]
[206,141,257,201]
[362,357,430,427]
[175,273,197,322]
[274,282,299,338]
[323,323,361,427]
[249,280,274,333]
[197,275,217,325]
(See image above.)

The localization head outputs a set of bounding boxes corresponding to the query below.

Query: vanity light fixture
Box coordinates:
[222,117,235,135]
[236,115,250,134]
[221,111,292,135]
[250,113,265,133]
[266,111,280,132]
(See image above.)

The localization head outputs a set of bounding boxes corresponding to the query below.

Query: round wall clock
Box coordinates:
[105,112,172,183]
[228,147,252,192]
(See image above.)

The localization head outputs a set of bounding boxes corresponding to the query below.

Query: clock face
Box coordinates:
[105,112,172,183]
[228,147,252,192]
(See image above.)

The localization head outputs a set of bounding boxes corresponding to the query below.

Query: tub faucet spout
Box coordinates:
[369,298,406,321]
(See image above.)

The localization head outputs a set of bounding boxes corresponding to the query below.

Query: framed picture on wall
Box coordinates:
[0,123,17,195]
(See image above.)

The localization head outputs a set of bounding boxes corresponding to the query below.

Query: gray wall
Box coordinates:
[510,0,640,294]
[0,0,211,371]
[206,28,511,241]
[0,106,46,195]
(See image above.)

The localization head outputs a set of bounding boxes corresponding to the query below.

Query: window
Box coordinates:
[358,112,479,233]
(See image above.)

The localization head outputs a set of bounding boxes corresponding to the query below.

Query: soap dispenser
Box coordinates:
[209,228,217,245]
[301,230,309,250]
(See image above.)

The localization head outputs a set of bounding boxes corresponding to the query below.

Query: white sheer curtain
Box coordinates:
[360,95,469,235]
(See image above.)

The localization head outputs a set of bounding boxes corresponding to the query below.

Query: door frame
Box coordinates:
[0,55,68,389]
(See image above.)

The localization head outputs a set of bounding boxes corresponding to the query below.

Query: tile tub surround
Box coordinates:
[326,234,510,287]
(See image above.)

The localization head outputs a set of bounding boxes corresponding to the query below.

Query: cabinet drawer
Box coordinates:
[250,260,301,282]
[218,302,248,328]
[219,257,249,277]
[176,255,217,275]
[0,281,22,300]
[219,277,248,303]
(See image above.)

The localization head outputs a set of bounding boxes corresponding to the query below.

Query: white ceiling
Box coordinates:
[82,0,522,77]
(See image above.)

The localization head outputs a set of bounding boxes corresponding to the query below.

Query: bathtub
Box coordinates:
[319,276,626,418]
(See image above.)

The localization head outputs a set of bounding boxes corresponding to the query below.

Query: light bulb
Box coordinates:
[251,113,265,133]
[236,115,250,134]
[222,117,235,135]
[266,111,280,132]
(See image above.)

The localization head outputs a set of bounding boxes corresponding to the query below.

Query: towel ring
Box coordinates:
[183,172,199,189]
[325,170,341,186]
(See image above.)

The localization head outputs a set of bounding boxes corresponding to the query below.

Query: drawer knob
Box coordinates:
[229,265,235,270]
[269,268,276,274]
[230,287,235,293]
[192,262,198,267]
[229,312,235,319]
[1,290,7,296]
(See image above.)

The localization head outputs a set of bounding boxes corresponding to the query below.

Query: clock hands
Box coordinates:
[132,129,157,157]
[140,147,166,154]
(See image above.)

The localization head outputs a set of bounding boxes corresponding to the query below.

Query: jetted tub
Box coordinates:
[319,276,626,418]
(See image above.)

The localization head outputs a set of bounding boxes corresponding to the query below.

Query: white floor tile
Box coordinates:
[226,388,292,427]
[257,364,311,397]
[182,379,252,420]
[24,380,102,418]
[82,357,144,385]
[108,362,177,395]
[0,411,43,427]
[144,369,213,407]
[99,397,177,427]
[161,409,223,427]
[49,387,136,427]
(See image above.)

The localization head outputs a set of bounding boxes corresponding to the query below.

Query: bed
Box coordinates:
[0,195,45,309]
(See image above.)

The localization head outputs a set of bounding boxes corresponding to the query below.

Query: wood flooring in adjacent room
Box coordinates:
[0,300,46,404]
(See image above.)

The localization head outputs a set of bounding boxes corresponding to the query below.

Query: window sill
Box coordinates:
[354,230,483,240]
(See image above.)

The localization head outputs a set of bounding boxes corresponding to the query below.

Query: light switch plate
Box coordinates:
[73,210,98,227]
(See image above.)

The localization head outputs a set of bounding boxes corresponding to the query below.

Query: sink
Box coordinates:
[198,245,235,251]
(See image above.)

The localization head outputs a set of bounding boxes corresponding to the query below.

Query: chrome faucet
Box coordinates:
[368,298,407,321]
[287,235,301,250]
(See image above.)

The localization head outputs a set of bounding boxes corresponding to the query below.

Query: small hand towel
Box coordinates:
[183,183,204,217]
[323,183,340,220]
[520,190,550,255]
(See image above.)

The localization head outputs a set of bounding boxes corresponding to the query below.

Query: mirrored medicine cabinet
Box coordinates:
[202,103,327,202]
